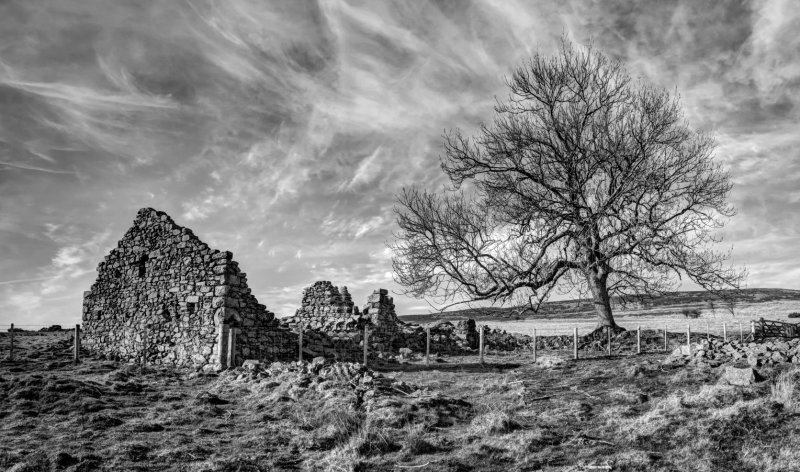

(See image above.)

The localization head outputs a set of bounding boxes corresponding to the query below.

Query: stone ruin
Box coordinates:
[82,208,295,369]
[293,281,362,330]
[82,208,492,369]
[283,281,478,359]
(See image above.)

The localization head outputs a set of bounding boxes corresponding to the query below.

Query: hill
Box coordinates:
[399,288,800,324]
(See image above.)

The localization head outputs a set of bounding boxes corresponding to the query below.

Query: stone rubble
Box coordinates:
[667,337,800,368]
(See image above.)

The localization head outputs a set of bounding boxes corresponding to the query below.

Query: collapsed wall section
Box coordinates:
[280,282,480,360]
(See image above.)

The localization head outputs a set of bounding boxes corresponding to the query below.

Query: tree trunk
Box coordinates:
[585,271,619,329]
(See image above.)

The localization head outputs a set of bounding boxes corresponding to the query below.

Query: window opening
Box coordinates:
[137,254,149,278]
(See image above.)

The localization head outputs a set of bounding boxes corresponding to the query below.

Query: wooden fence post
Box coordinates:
[532,328,537,363]
[750,320,755,342]
[425,327,431,366]
[142,325,148,365]
[227,327,236,369]
[664,324,668,352]
[606,326,612,356]
[740,321,744,343]
[363,325,369,368]
[686,324,691,355]
[706,321,710,341]
[573,327,578,360]
[74,324,81,364]
[637,326,641,354]
[479,325,485,366]
[9,323,14,362]
[298,323,303,362]
[723,322,727,342]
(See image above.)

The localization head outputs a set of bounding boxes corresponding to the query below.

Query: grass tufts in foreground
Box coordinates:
[3,333,800,471]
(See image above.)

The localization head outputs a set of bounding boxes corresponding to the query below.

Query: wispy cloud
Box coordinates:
[0,0,798,324]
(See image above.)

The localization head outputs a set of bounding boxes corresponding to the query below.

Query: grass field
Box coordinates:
[2,331,800,471]
[484,299,800,337]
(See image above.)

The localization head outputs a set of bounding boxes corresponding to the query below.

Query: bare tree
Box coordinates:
[391,39,745,329]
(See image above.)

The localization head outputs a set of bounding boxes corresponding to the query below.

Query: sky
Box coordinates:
[0,0,798,327]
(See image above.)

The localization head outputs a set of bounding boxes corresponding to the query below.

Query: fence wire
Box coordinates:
[0,318,768,368]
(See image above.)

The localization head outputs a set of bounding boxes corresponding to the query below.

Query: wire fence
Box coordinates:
[0,323,82,364]
[0,318,773,369]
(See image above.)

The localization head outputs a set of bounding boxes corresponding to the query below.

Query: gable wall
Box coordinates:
[82,209,239,367]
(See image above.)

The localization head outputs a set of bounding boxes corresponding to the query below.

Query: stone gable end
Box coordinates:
[82,208,289,368]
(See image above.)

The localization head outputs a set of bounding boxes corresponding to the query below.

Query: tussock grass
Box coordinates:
[770,369,797,411]
[400,423,436,456]
[614,392,683,441]
[469,410,521,436]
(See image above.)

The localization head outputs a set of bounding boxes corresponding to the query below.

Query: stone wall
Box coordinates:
[82,208,293,368]
[281,281,367,361]
[362,289,403,352]
[279,281,482,359]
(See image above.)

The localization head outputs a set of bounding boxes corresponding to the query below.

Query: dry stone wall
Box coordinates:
[281,281,367,361]
[82,208,293,368]
[362,289,403,352]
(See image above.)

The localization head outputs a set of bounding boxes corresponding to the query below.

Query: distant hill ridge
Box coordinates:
[398,288,800,323]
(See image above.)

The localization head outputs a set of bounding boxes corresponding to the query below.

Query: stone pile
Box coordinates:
[668,337,800,368]
[220,357,417,400]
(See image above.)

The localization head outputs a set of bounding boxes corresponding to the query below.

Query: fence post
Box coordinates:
[686,324,691,355]
[750,320,755,341]
[217,324,229,369]
[8,323,14,362]
[637,326,641,354]
[706,321,710,342]
[740,321,744,343]
[573,327,578,360]
[142,325,148,365]
[723,322,727,342]
[227,327,236,369]
[363,325,369,368]
[74,324,81,364]
[664,324,668,352]
[298,323,303,362]
[606,326,611,356]
[425,327,430,367]
[479,325,485,366]
[532,328,537,363]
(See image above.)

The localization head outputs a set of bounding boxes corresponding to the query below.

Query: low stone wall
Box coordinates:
[669,337,800,368]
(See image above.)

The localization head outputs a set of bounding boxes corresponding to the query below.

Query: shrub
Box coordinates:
[681,308,701,318]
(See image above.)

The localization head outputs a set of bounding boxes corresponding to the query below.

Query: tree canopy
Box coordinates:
[391,39,745,328]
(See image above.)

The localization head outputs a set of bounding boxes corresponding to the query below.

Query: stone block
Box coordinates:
[719,366,758,386]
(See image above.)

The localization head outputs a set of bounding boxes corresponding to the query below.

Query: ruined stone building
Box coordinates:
[83,208,486,369]
[82,208,293,368]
